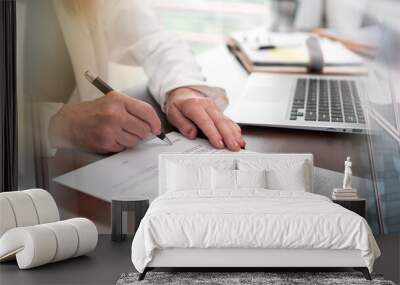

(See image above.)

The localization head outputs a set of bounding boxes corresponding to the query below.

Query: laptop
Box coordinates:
[227,73,370,134]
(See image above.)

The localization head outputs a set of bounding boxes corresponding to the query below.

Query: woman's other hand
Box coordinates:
[166,87,245,151]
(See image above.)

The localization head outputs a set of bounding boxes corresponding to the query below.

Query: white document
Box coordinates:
[53,132,239,202]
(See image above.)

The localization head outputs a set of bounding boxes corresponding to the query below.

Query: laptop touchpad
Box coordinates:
[245,86,287,102]
[244,75,294,102]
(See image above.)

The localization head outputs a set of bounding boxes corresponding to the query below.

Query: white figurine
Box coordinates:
[342,157,352,190]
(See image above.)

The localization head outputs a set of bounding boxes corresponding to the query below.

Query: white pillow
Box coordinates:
[236,169,268,189]
[167,162,212,191]
[212,169,237,190]
[238,159,307,191]
[266,162,306,191]
[212,168,268,190]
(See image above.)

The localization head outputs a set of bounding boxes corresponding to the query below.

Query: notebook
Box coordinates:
[228,31,368,75]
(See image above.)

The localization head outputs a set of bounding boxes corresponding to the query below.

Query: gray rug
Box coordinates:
[116,272,396,285]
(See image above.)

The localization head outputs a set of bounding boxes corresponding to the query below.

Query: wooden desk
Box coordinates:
[43,47,373,233]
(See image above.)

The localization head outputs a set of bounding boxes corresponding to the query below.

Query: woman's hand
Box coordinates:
[166,87,245,151]
[49,91,161,153]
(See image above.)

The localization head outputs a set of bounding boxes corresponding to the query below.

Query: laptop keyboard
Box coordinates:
[290,79,365,124]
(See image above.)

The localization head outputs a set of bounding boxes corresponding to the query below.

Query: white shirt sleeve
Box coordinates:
[103,0,228,111]
[36,102,64,157]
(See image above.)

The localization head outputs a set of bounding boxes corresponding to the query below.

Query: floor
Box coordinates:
[0,235,133,285]
[374,235,400,284]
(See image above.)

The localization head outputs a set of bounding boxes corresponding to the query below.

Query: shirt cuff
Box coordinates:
[159,81,229,112]
[186,85,229,112]
[36,102,64,157]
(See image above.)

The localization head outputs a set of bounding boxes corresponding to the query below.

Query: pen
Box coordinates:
[84,70,172,145]
[257,44,301,50]
[257,45,277,50]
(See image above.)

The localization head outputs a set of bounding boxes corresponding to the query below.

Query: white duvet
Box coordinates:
[131,190,380,273]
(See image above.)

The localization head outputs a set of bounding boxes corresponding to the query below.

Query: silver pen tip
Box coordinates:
[164,136,173,145]
[84,70,97,83]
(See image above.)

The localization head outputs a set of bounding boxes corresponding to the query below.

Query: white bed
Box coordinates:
[131,154,380,280]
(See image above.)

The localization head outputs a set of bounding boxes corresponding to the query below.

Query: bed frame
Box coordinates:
[138,248,371,280]
[137,154,372,281]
